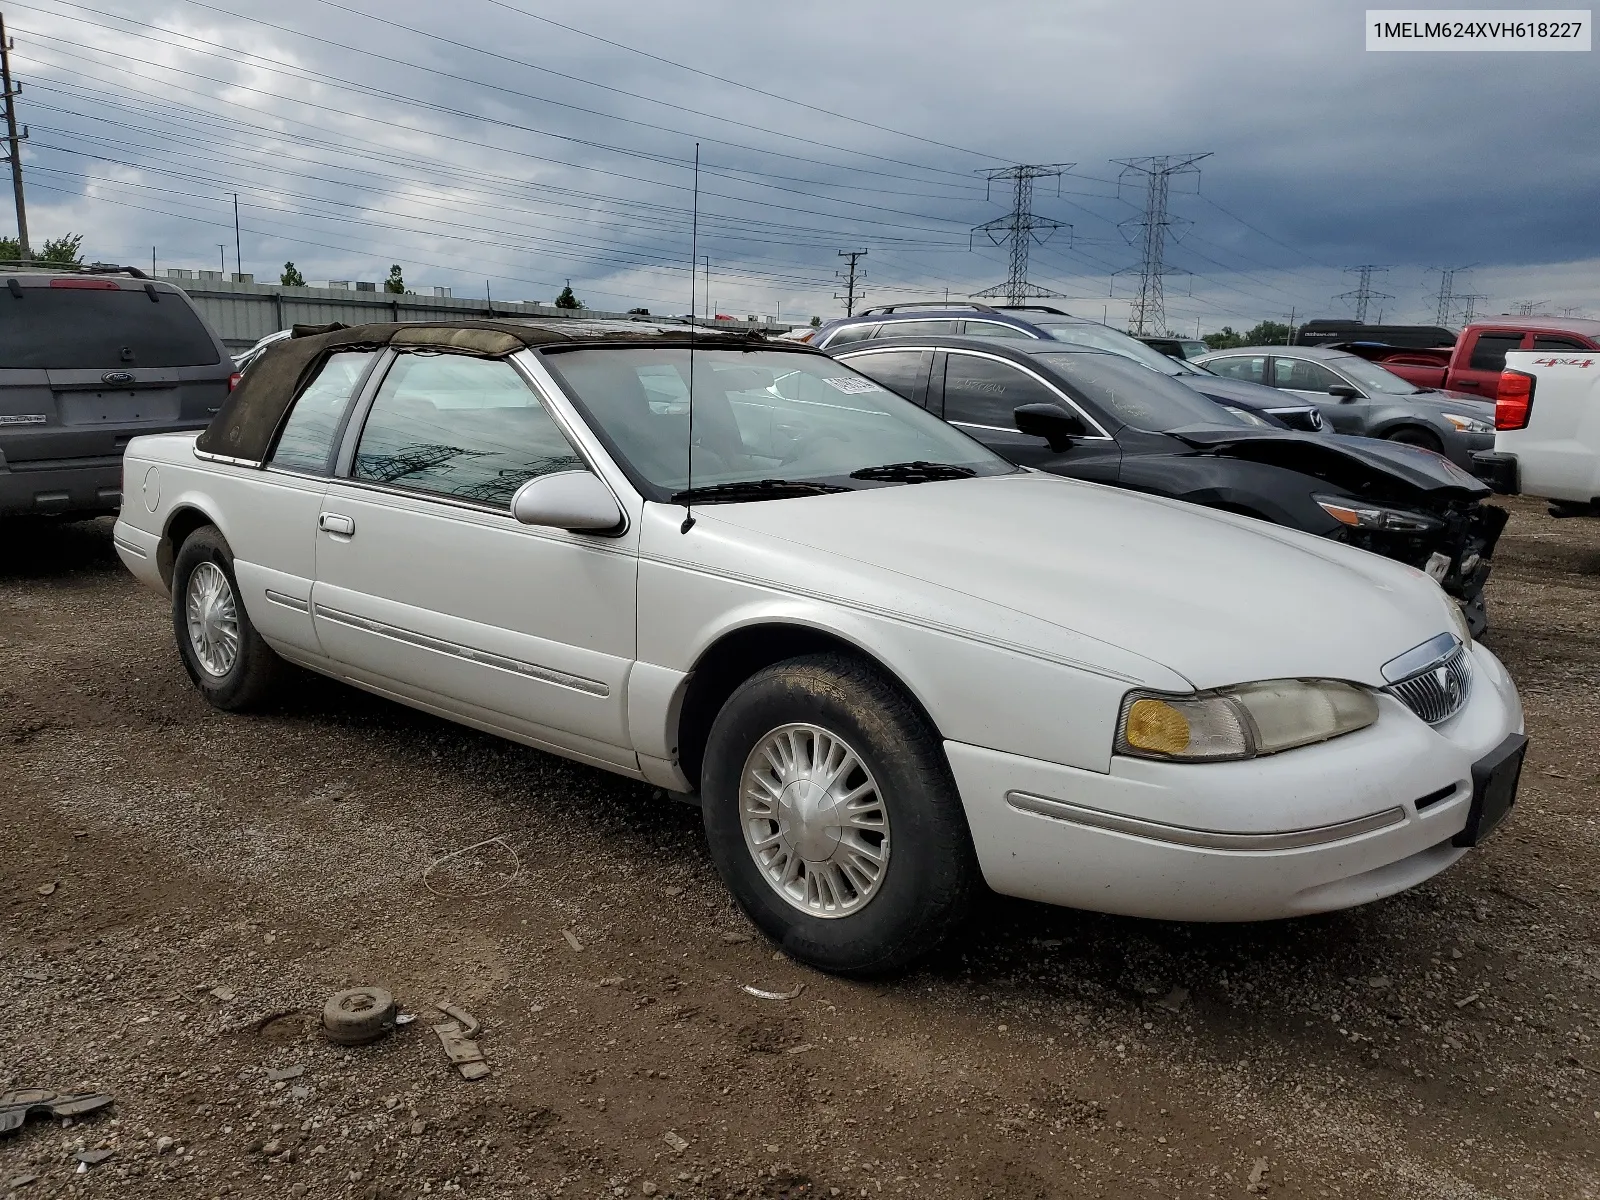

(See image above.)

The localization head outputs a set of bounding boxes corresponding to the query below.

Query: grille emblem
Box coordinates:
[102,371,134,384]
[1383,636,1472,725]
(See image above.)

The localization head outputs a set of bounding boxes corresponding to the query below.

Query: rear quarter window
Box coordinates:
[0,286,221,369]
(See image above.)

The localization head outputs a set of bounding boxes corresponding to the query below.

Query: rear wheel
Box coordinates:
[171,525,283,710]
[700,653,977,976]
[1384,426,1444,454]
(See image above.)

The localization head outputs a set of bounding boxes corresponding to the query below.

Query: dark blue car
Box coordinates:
[811,303,1325,433]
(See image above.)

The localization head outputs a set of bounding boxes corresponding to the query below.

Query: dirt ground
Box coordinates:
[0,497,1596,1200]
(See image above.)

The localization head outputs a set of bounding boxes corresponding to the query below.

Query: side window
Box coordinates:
[962,320,1035,340]
[1532,335,1588,351]
[839,350,930,403]
[1468,333,1525,371]
[942,354,1062,426]
[353,354,584,508]
[878,319,958,338]
[1271,358,1344,393]
[820,323,879,348]
[1205,355,1267,384]
[270,350,377,474]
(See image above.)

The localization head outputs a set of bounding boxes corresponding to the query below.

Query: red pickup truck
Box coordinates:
[1326,318,1600,399]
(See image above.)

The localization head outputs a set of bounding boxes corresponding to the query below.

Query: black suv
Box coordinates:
[811,302,1324,432]
[1,267,233,519]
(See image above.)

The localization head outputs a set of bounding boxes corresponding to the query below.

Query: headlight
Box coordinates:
[1117,680,1379,762]
[1442,413,1494,435]
[1315,495,1440,534]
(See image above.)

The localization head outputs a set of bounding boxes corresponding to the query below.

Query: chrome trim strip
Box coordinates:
[264,589,310,613]
[312,604,610,697]
[1004,790,1407,851]
[1381,632,1460,684]
[112,535,148,558]
[193,447,263,468]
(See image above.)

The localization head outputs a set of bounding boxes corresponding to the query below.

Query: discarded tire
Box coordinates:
[321,986,397,1045]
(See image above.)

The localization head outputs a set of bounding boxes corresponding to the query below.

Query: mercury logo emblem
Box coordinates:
[1436,666,1461,707]
[102,371,135,385]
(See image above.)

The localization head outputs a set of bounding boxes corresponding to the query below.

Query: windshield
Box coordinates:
[1325,354,1423,395]
[1029,320,1186,375]
[542,347,1014,499]
[1031,351,1246,432]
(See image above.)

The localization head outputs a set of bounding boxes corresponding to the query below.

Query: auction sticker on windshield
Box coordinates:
[823,376,886,394]
[1367,9,1590,50]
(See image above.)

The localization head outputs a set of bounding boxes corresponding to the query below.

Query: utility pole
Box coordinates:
[1455,294,1487,324]
[835,249,866,316]
[1336,265,1393,323]
[1286,306,1296,345]
[233,194,241,279]
[218,244,226,274]
[970,164,1071,305]
[1,12,30,262]
[1113,153,1211,336]
[1427,265,1474,326]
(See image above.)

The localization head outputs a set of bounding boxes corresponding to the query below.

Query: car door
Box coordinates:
[311,349,639,771]
[1451,330,1530,396]
[226,348,381,657]
[930,349,1121,479]
[1268,355,1370,434]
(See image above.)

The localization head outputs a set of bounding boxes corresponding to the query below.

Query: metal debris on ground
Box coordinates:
[0,1090,113,1136]
[561,928,584,951]
[741,984,805,1001]
[431,1000,490,1080]
[73,1148,114,1169]
[209,986,235,1002]
[322,986,399,1046]
[422,836,522,899]
[663,1131,689,1154]
[264,1065,305,1081]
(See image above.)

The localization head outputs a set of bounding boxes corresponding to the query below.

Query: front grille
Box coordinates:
[1386,642,1472,724]
[1269,407,1323,432]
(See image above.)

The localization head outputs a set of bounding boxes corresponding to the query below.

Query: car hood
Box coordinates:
[1170,426,1490,498]
[671,471,1458,692]
[1412,388,1494,408]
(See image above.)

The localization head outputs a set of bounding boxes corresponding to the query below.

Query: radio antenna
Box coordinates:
[681,142,700,535]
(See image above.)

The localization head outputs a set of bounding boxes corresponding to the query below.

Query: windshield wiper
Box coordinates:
[848,461,978,483]
[669,479,847,504]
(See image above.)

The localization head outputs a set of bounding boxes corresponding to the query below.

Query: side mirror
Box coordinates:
[1014,403,1089,451]
[1327,384,1362,401]
[510,471,622,532]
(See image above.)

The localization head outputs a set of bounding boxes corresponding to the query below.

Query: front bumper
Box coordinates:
[1470,450,1520,496]
[946,641,1523,922]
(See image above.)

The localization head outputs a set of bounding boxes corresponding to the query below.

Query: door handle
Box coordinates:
[319,512,355,536]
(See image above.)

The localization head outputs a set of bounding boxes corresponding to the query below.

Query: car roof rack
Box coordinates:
[855,301,999,316]
[0,260,150,279]
[993,305,1071,316]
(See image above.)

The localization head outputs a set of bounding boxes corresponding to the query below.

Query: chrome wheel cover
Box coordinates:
[739,723,890,919]
[185,561,240,678]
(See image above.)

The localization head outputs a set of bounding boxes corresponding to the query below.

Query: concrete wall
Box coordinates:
[176,278,796,350]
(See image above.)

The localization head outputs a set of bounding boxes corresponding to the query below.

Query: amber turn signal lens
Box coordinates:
[1123,698,1191,755]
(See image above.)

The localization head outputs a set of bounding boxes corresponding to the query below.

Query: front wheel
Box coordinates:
[1384,426,1444,454]
[171,525,283,711]
[700,653,977,976]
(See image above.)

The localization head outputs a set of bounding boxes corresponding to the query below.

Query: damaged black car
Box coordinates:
[831,336,1507,634]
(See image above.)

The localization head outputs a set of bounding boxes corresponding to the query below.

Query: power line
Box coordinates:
[969,164,1071,305]
[1336,265,1393,322]
[1114,153,1210,336]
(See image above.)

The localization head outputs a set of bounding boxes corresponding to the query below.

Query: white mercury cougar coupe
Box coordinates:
[113,320,1527,974]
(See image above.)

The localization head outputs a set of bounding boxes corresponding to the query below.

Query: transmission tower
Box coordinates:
[1336,266,1393,323]
[834,249,866,316]
[969,164,1072,305]
[1113,153,1210,336]
[1511,300,1546,316]
[1428,265,1473,326]
[1455,294,1488,324]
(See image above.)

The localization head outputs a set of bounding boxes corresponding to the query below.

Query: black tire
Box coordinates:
[171,525,282,711]
[700,653,977,976]
[1384,426,1444,454]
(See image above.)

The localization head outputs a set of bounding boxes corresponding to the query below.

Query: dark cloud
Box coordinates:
[9,0,1596,326]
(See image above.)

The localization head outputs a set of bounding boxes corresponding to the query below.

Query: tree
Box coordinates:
[1244,320,1291,345]
[281,261,307,287]
[385,264,405,294]
[1202,326,1244,350]
[554,280,583,310]
[39,234,84,266]
[809,315,822,328]
[0,235,18,262]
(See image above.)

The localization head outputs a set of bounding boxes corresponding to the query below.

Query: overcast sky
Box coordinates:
[7,0,1597,328]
